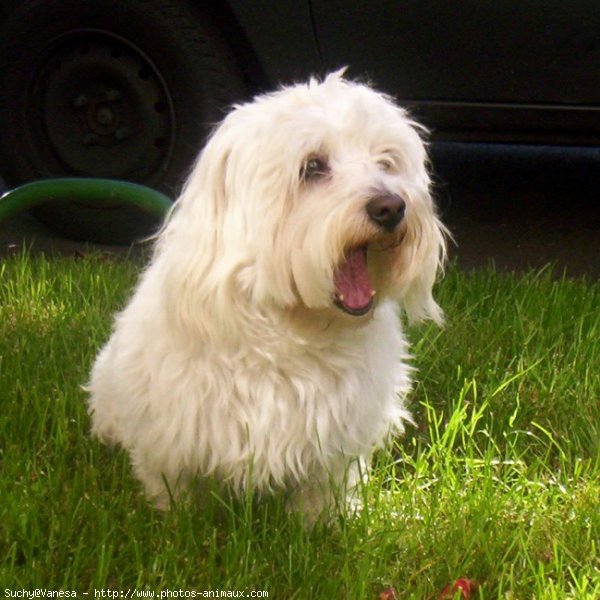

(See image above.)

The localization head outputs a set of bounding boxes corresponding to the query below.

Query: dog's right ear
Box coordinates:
[171,125,233,227]
[152,122,240,337]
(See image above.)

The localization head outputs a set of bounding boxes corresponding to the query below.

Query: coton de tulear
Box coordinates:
[87,71,446,517]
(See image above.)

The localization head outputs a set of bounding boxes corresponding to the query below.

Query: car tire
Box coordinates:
[0,0,245,243]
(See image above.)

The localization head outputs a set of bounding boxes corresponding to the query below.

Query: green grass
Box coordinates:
[1,252,598,598]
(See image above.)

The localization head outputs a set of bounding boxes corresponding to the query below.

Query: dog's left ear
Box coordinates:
[394,213,447,326]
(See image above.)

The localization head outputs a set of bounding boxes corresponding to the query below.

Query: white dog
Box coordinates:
[87,71,446,516]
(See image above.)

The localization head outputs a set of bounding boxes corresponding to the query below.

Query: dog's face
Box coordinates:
[170,72,446,325]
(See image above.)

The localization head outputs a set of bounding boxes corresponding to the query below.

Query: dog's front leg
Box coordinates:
[289,456,369,521]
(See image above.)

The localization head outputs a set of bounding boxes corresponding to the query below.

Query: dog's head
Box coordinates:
[165,71,446,326]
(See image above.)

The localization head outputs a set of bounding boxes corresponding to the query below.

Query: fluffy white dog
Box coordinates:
[87,71,446,516]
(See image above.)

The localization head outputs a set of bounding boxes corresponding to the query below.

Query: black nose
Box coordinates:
[366,193,406,232]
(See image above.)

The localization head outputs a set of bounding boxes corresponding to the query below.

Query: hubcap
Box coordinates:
[28,30,175,187]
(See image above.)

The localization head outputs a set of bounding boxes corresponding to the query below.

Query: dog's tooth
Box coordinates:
[337,294,345,302]
[371,290,377,297]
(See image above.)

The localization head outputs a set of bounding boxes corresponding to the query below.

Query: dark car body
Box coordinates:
[225,0,600,145]
[0,0,598,242]
[2,0,599,145]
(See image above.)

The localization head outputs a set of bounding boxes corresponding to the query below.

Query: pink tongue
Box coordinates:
[333,246,373,311]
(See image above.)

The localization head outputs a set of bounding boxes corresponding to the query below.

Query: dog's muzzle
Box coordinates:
[332,193,407,317]
[366,193,406,233]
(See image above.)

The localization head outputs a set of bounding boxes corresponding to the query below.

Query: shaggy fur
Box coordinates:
[87,71,446,516]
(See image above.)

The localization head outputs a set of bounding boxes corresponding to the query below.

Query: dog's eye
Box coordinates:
[377,156,397,173]
[301,157,329,182]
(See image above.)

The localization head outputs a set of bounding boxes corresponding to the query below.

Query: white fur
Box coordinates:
[87,71,446,516]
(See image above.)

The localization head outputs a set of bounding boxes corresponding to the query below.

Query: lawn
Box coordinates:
[1,251,598,599]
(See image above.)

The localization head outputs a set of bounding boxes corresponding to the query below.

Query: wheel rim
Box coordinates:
[27,29,176,190]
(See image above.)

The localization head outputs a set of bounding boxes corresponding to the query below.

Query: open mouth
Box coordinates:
[333,245,376,316]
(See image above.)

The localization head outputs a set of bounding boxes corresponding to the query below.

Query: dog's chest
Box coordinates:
[221,309,408,455]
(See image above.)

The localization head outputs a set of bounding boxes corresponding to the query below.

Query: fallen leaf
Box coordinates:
[439,578,479,599]
[379,586,398,600]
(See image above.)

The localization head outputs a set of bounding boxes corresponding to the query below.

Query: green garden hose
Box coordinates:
[0,178,172,225]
